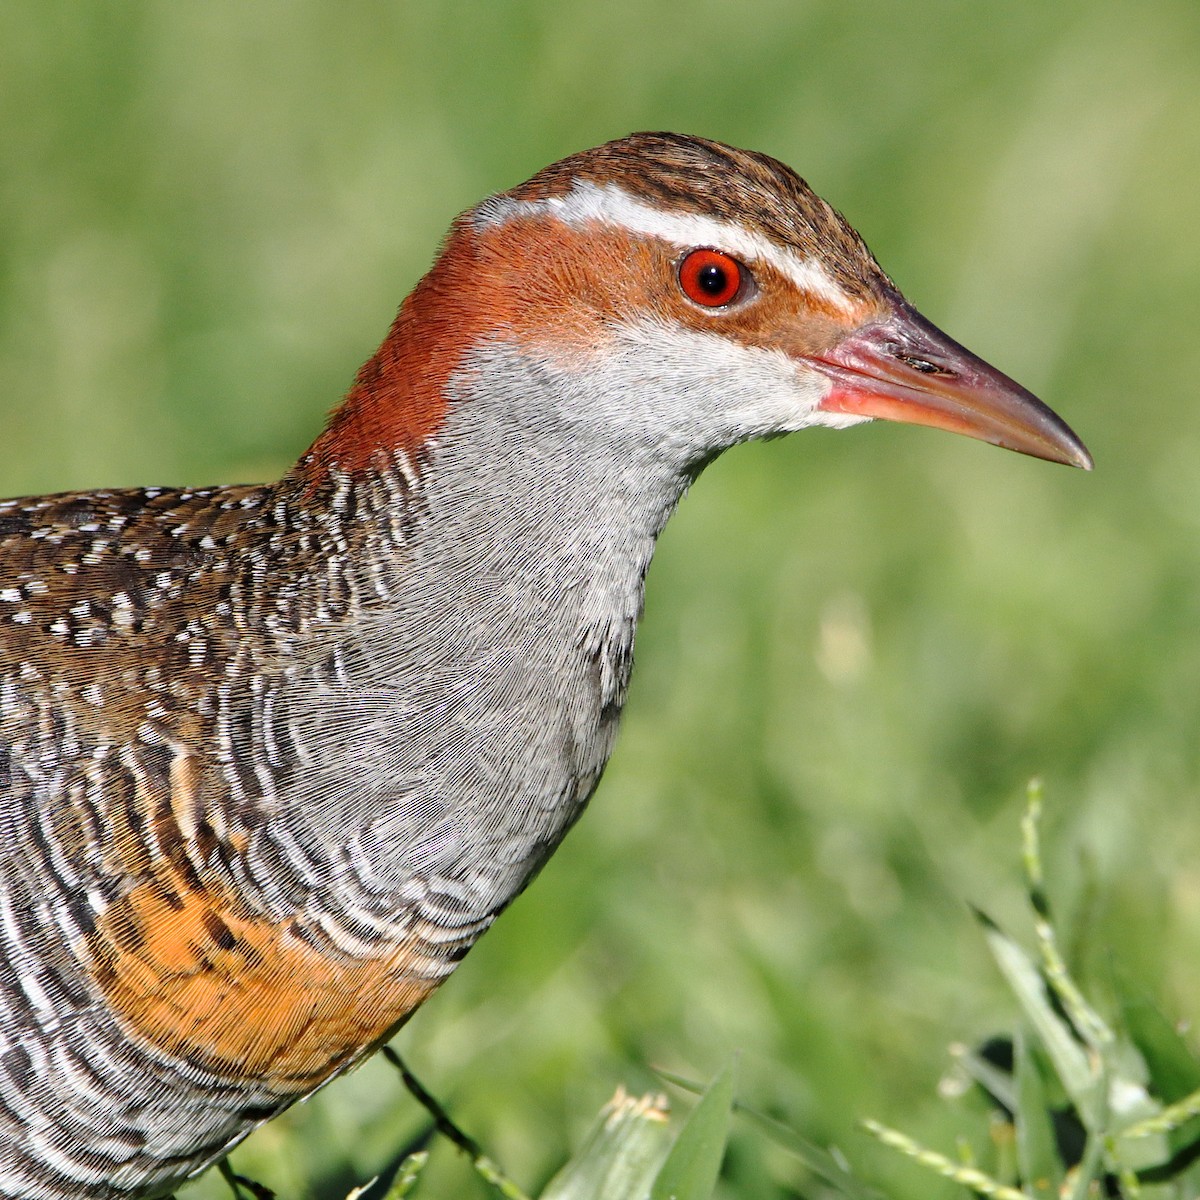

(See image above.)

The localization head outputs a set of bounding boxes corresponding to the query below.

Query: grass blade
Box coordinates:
[649,1062,734,1200]
[539,1089,672,1200]
[976,910,1101,1128]
[1013,1031,1062,1200]
[655,1067,879,1200]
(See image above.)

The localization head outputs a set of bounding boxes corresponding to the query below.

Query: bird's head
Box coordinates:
[302,132,1090,482]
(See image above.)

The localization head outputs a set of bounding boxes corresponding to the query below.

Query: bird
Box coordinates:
[0,131,1091,1200]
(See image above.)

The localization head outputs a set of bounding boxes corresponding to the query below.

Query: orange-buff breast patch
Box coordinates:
[86,872,437,1093]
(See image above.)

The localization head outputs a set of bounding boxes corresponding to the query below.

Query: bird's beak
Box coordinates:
[811,291,1092,469]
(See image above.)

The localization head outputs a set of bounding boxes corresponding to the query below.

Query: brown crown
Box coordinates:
[503,131,891,301]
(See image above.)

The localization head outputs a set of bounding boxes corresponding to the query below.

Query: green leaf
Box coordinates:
[539,1090,673,1200]
[649,1062,735,1200]
[977,910,1101,1128]
[344,1152,429,1199]
[1105,987,1194,1175]
[1119,977,1200,1105]
[957,1046,1019,1116]
[1013,1030,1062,1200]
[734,1107,882,1200]
[654,1068,879,1200]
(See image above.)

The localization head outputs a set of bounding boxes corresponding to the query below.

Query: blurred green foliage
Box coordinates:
[2,2,1199,1197]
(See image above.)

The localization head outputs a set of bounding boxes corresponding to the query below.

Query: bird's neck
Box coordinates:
[255,337,700,931]
[286,334,699,691]
[288,221,711,653]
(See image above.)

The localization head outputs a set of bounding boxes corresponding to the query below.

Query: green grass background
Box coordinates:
[2,2,1199,1196]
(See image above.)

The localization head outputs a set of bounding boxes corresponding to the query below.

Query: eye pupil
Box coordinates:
[697,264,728,295]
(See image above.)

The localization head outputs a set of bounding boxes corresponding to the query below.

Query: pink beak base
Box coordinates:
[812,293,1093,470]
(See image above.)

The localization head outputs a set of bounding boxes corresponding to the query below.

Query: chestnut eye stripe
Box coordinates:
[475,179,858,315]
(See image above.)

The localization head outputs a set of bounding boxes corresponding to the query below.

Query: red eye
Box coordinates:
[678,249,745,308]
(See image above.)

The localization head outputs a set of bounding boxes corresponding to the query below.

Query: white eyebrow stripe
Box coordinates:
[474,180,857,315]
